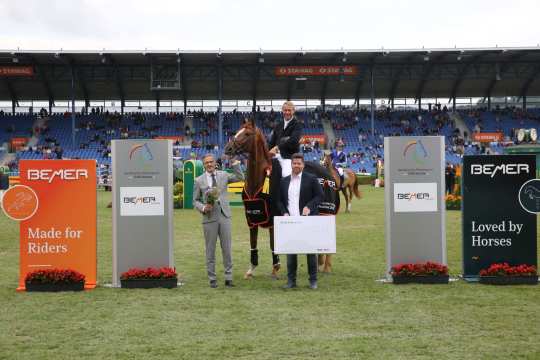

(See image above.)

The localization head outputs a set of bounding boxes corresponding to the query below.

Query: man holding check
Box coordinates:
[276,153,324,289]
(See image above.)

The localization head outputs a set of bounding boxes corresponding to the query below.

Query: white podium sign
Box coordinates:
[274,216,336,254]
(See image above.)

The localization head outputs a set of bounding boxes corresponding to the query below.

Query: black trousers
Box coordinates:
[287,254,317,283]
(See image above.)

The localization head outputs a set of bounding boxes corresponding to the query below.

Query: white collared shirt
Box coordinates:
[287,172,302,216]
[283,118,293,130]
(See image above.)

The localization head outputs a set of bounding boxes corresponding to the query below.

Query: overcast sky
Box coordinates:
[0,0,539,51]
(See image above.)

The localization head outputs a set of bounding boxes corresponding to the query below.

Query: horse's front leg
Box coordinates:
[269,228,281,279]
[342,188,350,213]
[244,227,259,279]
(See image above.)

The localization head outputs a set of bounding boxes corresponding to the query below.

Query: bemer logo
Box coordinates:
[397,193,431,201]
[123,196,158,205]
[27,169,89,183]
[470,164,529,178]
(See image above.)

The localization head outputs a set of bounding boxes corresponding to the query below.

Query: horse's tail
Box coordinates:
[352,174,361,199]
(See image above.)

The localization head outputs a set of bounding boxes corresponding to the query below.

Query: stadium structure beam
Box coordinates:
[29,56,55,106]
[519,62,540,101]
[76,67,90,109]
[108,55,126,114]
[180,55,187,114]
[252,58,261,112]
[355,53,378,110]
[449,52,490,109]
[321,53,345,111]
[484,51,528,99]
[286,53,302,101]
[217,56,224,148]
[4,79,18,114]
[62,54,90,106]
[415,52,447,103]
[370,66,375,136]
[70,66,76,147]
[388,54,416,104]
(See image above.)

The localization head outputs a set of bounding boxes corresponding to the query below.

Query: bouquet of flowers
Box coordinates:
[205,187,219,205]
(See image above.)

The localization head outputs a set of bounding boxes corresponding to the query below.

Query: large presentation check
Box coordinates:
[274,215,336,254]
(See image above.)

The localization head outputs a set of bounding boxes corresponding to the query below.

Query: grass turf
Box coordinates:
[1,187,539,359]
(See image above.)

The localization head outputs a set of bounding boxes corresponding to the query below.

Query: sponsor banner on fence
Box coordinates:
[10,137,29,151]
[274,65,359,77]
[462,155,537,278]
[156,136,184,142]
[14,160,97,291]
[300,134,326,145]
[0,66,34,77]
[472,132,504,142]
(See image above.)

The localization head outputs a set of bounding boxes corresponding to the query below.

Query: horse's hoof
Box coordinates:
[244,268,254,280]
[270,264,281,280]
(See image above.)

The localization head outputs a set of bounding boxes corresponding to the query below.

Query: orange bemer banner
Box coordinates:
[301,134,326,145]
[472,132,503,142]
[15,160,97,291]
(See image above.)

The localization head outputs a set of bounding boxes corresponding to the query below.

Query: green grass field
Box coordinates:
[1,187,539,359]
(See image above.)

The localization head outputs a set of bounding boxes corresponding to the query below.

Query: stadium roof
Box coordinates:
[2,47,540,105]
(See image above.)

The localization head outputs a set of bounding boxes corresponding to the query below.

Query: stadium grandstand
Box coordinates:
[1,48,540,177]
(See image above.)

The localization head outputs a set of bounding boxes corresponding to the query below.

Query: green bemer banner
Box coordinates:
[182,160,203,209]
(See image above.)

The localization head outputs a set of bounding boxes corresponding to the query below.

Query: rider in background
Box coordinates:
[331,141,347,189]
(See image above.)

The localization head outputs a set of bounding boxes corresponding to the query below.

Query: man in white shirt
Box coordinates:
[276,153,324,289]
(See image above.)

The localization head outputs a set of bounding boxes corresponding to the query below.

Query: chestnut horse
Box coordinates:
[224,122,281,279]
[322,152,361,213]
[224,122,341,277]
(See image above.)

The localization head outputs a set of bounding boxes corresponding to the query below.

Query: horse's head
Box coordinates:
[322,151,332,167]
[224,121,258,157]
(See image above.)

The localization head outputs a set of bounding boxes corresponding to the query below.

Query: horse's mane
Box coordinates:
[242,122,271,164]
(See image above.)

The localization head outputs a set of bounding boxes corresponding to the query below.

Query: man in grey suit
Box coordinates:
[194,154,244,288]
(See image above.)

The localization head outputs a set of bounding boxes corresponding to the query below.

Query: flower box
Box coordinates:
[120,278,177,289]
[478,263,538,285]
[25,268,86,292]
[392,275,449,284]
[390,261,449,285]
[120,267,178,289]
[479,276,538,285]
[25,281,85,292]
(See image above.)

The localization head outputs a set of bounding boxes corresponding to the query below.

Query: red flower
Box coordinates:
[25,268,85,284]
[390,261,448,277]
[480,263,537,277]
[120,267,177,280]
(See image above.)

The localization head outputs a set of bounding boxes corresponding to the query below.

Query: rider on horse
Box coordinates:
[268,101,303,177]
[331,141,348,189]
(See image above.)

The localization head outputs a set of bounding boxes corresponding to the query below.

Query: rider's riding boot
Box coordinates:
[339,174,345,189]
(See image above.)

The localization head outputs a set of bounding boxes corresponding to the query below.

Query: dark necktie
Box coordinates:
[211,173,217,187]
